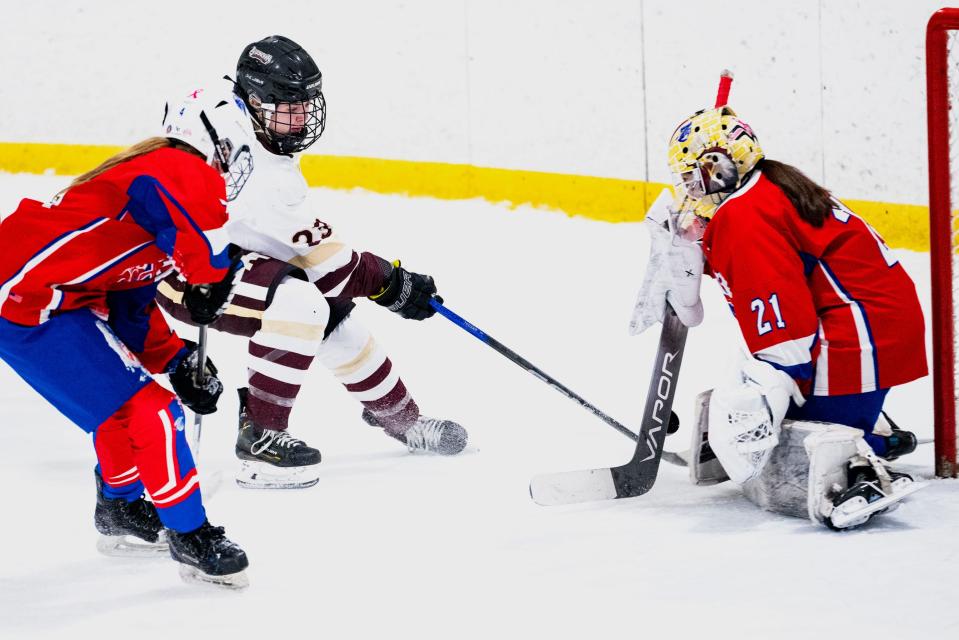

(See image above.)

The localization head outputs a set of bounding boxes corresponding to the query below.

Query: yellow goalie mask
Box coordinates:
[667,105,763,220]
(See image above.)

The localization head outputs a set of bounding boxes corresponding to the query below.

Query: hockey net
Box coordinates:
[927,9,959,477]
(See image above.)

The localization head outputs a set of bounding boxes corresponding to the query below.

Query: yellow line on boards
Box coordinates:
[0,142,125,178]
[0,141,932,251]
[842,199,930,254]
[299,155,668,223]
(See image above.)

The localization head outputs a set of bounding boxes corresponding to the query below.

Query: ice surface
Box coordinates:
[0,173,956,639]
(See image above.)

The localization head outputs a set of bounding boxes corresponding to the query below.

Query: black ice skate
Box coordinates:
[94,470,168,557]
[168,520,249,589]
[235,388,321,489]
[362,408,468,455]
[823,465,924,530]
[878,412,918,461]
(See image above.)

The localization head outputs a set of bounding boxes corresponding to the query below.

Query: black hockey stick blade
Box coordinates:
[530,307,688,506]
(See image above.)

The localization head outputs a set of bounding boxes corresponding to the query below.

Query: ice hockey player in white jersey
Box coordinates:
[158,36,467,489]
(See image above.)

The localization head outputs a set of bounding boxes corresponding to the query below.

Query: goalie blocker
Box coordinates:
[688,389,925,529]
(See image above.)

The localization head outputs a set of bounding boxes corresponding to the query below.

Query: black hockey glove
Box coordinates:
[184,254,243,325]
[369,260,441,321]
[168,340,223,415]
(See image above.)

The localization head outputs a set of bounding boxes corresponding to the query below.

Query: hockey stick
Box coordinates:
[190,323,225,499]
[429,299,685,466]
[529,304,688,506]
[191,324,208,458]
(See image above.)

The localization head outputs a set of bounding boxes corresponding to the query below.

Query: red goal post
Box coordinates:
[926,7,959,478]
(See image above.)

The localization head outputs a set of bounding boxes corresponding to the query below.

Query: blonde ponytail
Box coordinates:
[57,138,205,198]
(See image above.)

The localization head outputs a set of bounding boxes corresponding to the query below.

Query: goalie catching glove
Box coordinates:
[629,189,706,335]
[370,260,441,321]
[707,356,805,483]
[167,340,224,415]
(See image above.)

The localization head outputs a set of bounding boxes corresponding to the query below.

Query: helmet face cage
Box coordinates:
[677,167,707,200]
[222,146,254,201]
[199,110,254,201]
[249,91,326,155]
[676,150,738,201]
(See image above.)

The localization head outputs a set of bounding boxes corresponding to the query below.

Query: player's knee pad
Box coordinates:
[316,314,376,369]
[261,276,331,342]
[317,316,407,407]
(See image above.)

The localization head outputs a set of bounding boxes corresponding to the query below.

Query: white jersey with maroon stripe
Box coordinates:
[175,141,421,434]
[224,145,369,296]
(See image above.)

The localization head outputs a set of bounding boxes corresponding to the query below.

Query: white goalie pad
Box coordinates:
[722,418,924,527]
[705,358,804,484]
[801,423,865,523]
[740,420,861,520]
[707,384,780,484]
[809,434,927,528]
[688,390,730,485]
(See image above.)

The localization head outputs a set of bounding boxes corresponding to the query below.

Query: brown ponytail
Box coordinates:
[757,159,833,227]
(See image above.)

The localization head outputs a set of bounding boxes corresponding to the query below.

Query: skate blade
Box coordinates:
[828,481,927,529]
[96,532,169,558]
[178,563,249,590]
[235,461,319,490]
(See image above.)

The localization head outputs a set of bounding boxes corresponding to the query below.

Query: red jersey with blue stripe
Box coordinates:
[0,146,233,372]
[702,170,927,396]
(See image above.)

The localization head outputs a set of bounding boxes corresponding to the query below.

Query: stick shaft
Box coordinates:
[429,299,639,442]
[192,325,208,457]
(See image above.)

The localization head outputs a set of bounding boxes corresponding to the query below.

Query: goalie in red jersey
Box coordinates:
[631,72,927,529]
[0,86,252,585]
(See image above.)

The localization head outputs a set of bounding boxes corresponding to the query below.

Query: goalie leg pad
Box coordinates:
[735,420,925,528]
[688,390,729,485]
[802,423,865,524]
[813,437,926,529]
[706,383,780,484]
[739,420,844,519]
[739,420,869,521]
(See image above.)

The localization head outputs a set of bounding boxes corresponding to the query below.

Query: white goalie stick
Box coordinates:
[530,304,688,506]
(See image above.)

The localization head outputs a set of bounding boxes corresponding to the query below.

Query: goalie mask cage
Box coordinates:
[926,8,959,478]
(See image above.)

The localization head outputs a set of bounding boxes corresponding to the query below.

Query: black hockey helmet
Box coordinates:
[235,35,326,155]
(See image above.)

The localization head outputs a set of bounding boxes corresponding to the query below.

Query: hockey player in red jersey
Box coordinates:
[0,86,253,586]
[632,73,926,529]
[156,36,467,490]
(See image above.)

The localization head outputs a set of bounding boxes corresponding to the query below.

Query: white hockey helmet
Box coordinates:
[161,83,256,201]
